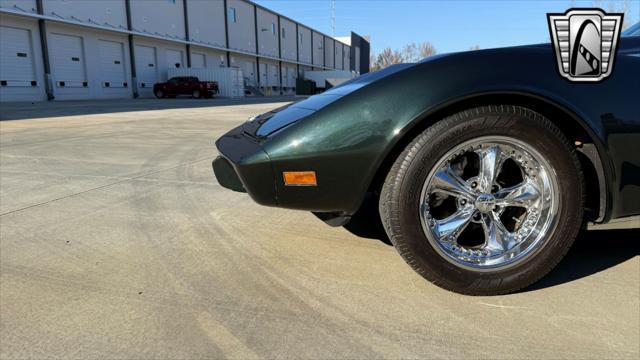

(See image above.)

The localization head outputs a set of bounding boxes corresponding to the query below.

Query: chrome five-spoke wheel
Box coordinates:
[420,136,559,270]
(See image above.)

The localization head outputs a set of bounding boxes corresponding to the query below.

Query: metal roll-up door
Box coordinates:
[191,53,205,68]
[259,62,267,87]
[287,67,296,88]
[268,64,278,87]
[241,60,255,84]
[50,34,87,88]
[281,65,288,88]
[166,49,183,70]
[135,45,157,89]
[98,40,127,89]
[0,26,37,88]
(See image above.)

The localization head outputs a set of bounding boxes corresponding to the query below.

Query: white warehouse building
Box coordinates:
[0,0,370,102]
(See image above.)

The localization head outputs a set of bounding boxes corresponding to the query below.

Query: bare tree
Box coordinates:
[468,45,481,51]
[370,41,438,71]
[374,48,403,69]
[593,0,634,29]
[418,42,437,58]
[401,43,419,62]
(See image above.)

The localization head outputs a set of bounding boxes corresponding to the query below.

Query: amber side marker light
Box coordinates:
[283,171,317,186]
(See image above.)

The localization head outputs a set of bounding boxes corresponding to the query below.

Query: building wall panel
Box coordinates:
[324,37,334,68]
[256,8,278,57]
[279,17,296,61]
[311,31,323,66]
[297,25,311,64]
[227,0,255,53]
[43,0,126,29]
[130,0,185,41]
[334,41,343,70]
[0,0,37,13]
[343,45,351,71]
[187,0,225,47]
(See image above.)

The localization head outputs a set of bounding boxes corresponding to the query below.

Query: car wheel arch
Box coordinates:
[362,91,611,224]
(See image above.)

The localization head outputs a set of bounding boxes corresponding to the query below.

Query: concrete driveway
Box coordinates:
[1,99,638,359]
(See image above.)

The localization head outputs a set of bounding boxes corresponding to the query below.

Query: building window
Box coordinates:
[281,27,285,38]
[229,7,236,23]
[271,23,276,35]
[299,33,302,44]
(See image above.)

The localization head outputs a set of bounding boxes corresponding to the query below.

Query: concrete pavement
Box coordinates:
[1,99,638,359]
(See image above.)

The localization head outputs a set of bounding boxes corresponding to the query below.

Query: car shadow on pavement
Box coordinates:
[344,209,639,290]
[523,228,639,292]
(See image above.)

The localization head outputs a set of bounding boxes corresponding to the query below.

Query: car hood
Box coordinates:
[244,63,415,138]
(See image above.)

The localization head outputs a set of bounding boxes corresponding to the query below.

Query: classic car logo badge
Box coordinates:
[547,8,623,82]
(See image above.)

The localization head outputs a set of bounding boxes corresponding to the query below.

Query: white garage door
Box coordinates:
[268,64,278,86]
[0,26,37,87]
[166,49,183,70]
[259,62,267,86]
[50,33,87,88]
[240,60,255,84]
[287,67,296,87]
[135,45,157,89]
[191,52,205,68]
[281,65,288,87]
[98,40,127,88]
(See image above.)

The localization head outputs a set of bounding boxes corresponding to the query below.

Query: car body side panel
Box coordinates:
[258,38,639,220]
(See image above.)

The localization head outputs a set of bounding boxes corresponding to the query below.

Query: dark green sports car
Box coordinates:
[213,27,639,295]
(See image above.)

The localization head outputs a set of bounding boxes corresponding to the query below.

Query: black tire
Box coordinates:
[192,89,202,99]
[154,89,165,98]
[379,105,584,295]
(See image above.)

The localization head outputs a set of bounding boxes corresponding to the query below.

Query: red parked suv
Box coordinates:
[154,76,219,99]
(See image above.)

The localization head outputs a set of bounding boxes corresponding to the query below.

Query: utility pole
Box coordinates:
[331,0,335,37]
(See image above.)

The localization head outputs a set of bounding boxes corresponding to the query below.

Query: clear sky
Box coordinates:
[255,0,640,55]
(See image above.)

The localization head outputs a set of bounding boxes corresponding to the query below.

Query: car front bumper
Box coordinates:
[212,126,277,207]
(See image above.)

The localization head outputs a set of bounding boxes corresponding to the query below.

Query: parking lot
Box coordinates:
[1,99,638,359]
